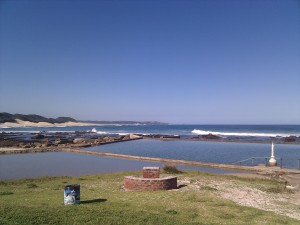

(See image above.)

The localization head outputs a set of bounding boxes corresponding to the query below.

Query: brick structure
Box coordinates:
[143,167,160,178]
[124,176,177,191]
[124,167,177,191]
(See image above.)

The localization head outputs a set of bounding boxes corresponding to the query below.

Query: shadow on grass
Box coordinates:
[177,185,187,189]
[80,198,107,204]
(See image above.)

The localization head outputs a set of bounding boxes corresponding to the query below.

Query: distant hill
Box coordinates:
[0,113,167,125]
[0,113,77,124]
[81,120,168,125]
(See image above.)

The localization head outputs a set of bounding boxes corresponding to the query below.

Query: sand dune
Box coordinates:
[0,119,94,128]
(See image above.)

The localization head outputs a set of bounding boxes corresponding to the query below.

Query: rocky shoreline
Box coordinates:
[1,131,299,153]
[142,133,300,145]
[0,131,142,151]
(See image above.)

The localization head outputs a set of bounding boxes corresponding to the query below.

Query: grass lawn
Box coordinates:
[0,170,299,225]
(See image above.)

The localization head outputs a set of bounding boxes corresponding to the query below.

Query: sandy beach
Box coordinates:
[0,119,97,128]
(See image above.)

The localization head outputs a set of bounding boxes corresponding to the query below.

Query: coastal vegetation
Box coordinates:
[0,112,166,126]
[0,170,299,224]
[163,165,183,174]
[0,112,76,124]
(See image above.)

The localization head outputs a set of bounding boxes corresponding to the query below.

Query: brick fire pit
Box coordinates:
[124,167,177,191]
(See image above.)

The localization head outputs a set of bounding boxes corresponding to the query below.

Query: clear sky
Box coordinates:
[0,0,299,124]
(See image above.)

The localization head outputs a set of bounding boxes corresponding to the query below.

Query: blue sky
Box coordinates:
[0,0,299,124]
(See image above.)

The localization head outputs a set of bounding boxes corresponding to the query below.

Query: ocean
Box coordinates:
[2,124,300,138]
[1,125,300,180]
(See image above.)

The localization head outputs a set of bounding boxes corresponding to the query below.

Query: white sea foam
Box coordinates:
[0,130,41,133]
[89,128,108,135]
[3,130,77,133]
[191,129,294,137]
[97,131,108,134]
[48,131,76,133]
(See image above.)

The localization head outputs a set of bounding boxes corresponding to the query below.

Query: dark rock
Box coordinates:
[34,142,42,148]
[54,139,62,145]
[160,135,180,139]
[73,138,85,144]
[94,140,101,145]
[103,136,114,142]
[41,142,50,147]
[200,133,221,139]
[23,143,32,148]
[34,134,45,139]
[284,136,296,142]
[122,135,130,140]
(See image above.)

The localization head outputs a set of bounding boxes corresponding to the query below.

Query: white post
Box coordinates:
[269,142,277,166]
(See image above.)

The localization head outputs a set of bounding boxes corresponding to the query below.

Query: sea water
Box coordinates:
[2,124,300,138]
[0,152,237,180]
[1,125,300,180]
[86,139,300,169]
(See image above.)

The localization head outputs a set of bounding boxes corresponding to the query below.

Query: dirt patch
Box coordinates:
[177,175,300,220]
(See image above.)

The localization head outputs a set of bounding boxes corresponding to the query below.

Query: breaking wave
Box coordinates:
[89,128,108,134]
[191,129,294,138]
[89,128,128,135]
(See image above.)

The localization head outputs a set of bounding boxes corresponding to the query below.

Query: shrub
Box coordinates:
[163,165,182,174]
[27,183,38,189]
[0,192,14,196]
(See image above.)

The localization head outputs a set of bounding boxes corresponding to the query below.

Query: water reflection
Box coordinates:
[0,152,236,180]
[87,139,300,169]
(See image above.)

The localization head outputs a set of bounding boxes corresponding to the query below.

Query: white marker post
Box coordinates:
[269,142,277,166]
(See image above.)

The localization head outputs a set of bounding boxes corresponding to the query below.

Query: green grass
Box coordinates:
[0,171,299,225]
